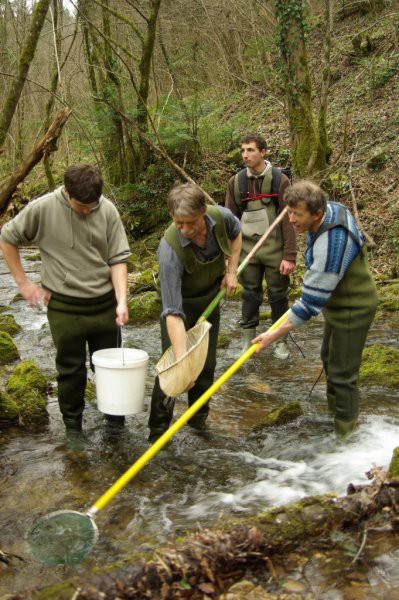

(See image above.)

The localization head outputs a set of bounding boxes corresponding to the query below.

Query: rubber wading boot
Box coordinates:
[63,417,82,432]
[105,414,125,428]
[242,328,256,352]
[148,428,168,444]
[187,414,207,431]
[335,418,357,441]
[327,394,336,416]
[272,339,290,360]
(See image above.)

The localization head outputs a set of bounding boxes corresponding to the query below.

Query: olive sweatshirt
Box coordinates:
[0,187,131,298]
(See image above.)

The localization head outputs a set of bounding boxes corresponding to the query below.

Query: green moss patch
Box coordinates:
[0,331,19,364]
[252,401,303,432]
[0,390,19,422]
[360,344,399,387]
[128,267,158,294]
[85,379,97,404]
[389,447,399,479]
[377,282,399,311]
[4,360,49,428]
[128,291,160,324]
[0,314,22,337]
[25,252,41,261]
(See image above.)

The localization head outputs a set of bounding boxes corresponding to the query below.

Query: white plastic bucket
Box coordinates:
[92,348,149,415]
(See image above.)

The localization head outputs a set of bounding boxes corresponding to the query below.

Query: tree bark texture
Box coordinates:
[274,0,328,177]
[0,107,72,214]
[0,0,52,151]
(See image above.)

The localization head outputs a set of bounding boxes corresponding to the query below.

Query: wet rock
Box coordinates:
[0,314,22,337]
[5,359,49,428]
[389,447,399,479]
[360,344,399,387]
[217,331,231,349]
[252,401,303,432]
[0,331,19,364]
[128,291,160,324]
[221,580,272,599]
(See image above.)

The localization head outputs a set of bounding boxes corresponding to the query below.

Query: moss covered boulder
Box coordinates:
[360,344,399,387]
[0,390,19,423]
[0,331,19,364]
[5,360,49,428]
[377,282,399,311]
[0,314,22,337]
[128,291,160,324]
[252,401,303,432]
[85,379,97,405]
[389,447,399,479]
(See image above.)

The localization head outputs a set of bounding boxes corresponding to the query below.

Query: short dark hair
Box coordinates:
[167,183,206,217]
[284,180,328,214]
[240,133,267,152]
[64,164,103,204]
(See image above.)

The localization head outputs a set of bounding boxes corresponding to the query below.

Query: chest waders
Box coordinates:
[310,204,378,437]
[233,166,289,332]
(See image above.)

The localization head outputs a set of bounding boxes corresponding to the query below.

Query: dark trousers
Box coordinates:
[149,298,220,434]
[240,261,289,329]
[47,298,119,425]
[320,312,375,423]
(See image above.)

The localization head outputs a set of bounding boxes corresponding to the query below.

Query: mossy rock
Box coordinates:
[0,390,19,422]
[0,305,9,313]
[6,359,48,399]
[389,447,399,479]
[85,380,97,404]
[128,267,158,294]
[217,331,231,349]
[5,360,49,428]
[128,291,160,324]
[225,148,242,166]
[0,314,22,337]
[377,282,399,311]
[25,253,41,261]
[360,344,399,387]
[259,310,272,322]
[0,331,19,364]
[252,401,303,432]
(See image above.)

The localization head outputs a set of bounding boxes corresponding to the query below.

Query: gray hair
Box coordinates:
[284,180,328,215]
[167,183,206,217]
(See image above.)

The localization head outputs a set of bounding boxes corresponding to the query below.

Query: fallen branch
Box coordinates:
[0,107,72,215]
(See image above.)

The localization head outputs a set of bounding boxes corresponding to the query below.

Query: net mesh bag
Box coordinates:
[156,320,212,396]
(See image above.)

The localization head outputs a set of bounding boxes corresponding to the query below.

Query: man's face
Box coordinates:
[68,197,99,215]
[241,142,266,172]
[288,201,324,234]
[173,210,206,240]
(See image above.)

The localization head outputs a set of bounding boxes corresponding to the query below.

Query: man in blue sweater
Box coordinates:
[253,180,378,439]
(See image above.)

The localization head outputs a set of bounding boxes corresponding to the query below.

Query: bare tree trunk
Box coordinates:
[0,0,51,151]
[0,107,71,213]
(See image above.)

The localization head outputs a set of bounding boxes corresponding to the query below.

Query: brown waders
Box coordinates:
[47,290,121,431]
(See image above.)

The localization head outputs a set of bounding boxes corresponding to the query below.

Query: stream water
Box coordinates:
[0,253,399,598]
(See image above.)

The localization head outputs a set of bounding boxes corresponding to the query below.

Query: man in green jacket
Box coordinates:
[0,164,131,433]
[253,180,378,439]
[148,183,242,442]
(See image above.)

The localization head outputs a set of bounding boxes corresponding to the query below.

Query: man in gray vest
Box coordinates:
[148,183,241,443]
[225,133,296,359]
[253,181,378,439]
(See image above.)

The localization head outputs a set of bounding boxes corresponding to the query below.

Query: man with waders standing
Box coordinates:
[0,164,131,435]
[225,133,296,359]
[148,183,242,443]
[253,181,378,439]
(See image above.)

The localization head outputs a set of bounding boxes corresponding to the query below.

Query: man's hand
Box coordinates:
[116,301,129,326]
[280,260,296,276]
[221,272,238,296]
[19,281,51,307]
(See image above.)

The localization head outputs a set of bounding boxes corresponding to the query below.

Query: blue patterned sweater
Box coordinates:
[288,202,364,326]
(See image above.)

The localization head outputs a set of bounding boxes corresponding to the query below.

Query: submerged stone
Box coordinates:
[0,331,19,364]
[360,344,399,387]
[128,291,160,324]
[252,401,303,432]
[0,313,22,337]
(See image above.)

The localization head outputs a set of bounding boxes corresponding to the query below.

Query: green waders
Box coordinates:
[321,249,378,437]
[148,283,221,439]
[47,290,119,430]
